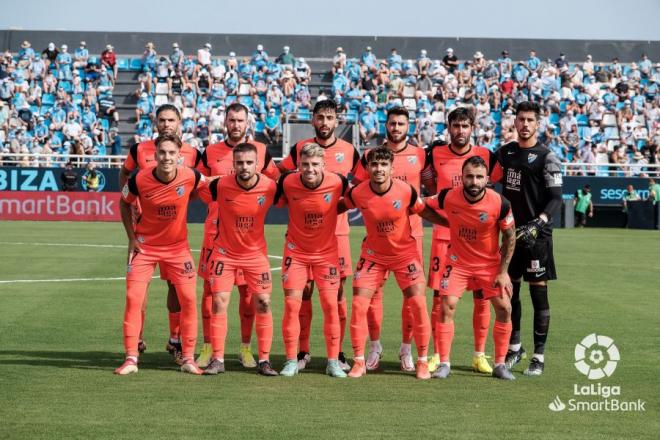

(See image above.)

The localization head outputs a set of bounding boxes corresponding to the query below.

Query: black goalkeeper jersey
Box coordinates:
[495,141,563,238]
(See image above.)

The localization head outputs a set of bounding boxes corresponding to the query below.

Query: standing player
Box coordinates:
[276,143,349,378]
[278,99,360,371]
[341,147,446,379]
[352,107,427,372]
[494,101,563,376]
[115,134,204,375]
[196,103,280,369]
[119,104,202,361]
[197,143,279,376]
[421,107,503,374]
[428,156,516,380]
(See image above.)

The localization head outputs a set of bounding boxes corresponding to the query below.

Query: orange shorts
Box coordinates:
[127,242,196,285]
[353,252,425,291]
[438,264,502,299]
[380,236,424,282]
[281,244,340,290]
[208,251,272,294]
[427,239,450,291]
[198,228,246,286]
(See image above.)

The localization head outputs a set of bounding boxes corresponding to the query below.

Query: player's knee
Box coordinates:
[535,309,551,327]
[256,295,270,313]
[211,295,229,314]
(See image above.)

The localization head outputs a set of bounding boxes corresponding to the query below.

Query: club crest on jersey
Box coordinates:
[121,184,129,198]
[528,153,538,163]
[177,156,184,165]
[335,152,345,163]
[450,254,457,262]
[175,185,185,197]
[323,193,332,203]
[393,199,402,210]
[257,195,266,206]
[287,242,295,250]
[440,279,449,289]
[479,212,489,222]
[137,236,145,243]
[408,156,417,164]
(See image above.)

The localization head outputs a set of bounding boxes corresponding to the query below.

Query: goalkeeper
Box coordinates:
[493,101,563,377]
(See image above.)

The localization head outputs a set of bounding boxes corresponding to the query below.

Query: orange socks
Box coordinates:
[175,283,198,360]
[473,297,491,353]
[210,313,228,360]
[401,296,415,345]
[408,295,430,358]
[282,296,302,360]
[238,286,255,345]
[437,321,455,363]
[201,280,212,344]
[168,312,180,340]
[319,290,340,359]
[255,311,272,361]
[124,281,149,357]
[337,297,347,348]
[493,320,512,364]
[350,295,371,358]
[367,287,383,341]
[431,294,442,355]
[298,299,313,353]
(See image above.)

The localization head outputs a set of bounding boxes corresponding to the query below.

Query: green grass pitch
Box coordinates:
[0,221,658,439]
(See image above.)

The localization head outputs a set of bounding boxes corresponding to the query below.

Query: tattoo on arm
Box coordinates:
[419,205,449,227]
[500,227,515,272]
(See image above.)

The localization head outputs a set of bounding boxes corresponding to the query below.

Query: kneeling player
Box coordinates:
[277,143,349,378]
[115,134,204,375]
[339,147,446,380]
[197,143,278,376]
[428,156,516,380]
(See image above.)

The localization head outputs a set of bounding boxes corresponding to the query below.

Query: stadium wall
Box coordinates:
[1,30,658,62]
[0,166,655,227]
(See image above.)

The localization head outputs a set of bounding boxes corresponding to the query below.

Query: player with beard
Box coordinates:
[278,99,360,371]
[494,101,563,376]
[352,107,427,373]
[420,107,503,374]
[195,103,280,369]
[428,156,516,381]
[119,104,202,364]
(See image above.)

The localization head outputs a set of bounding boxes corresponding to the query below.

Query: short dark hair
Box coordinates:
[155,133,182,149]
[233,142,257,156]
[447,106,475,126]
[313,99,337,115]
[156,104,181,120]
[226,102,249,117]
[366,147,394,163]
[515,101,541,119]
[386,106,409,122]
[462,155,487,172]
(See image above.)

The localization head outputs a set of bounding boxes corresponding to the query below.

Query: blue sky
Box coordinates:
[1,0,658,41]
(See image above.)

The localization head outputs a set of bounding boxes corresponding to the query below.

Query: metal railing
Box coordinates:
[1,153,658,178]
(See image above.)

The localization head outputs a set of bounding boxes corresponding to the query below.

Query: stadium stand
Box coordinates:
[0,39,658,176]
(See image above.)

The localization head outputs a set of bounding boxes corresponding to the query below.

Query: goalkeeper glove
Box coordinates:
[515,217,546,248]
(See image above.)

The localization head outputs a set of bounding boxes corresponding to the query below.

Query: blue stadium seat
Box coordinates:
[435,123,445,133]
[407,122,416,136]
[255,121,265,132]
[577,114,589,126]
[549,113,560,124]
[559,101,568,113]
[59,81,72,93]
[297,110,311,121]
[238,95,253,107]
[377,109,387,122]
[491,111,501,123]
[42,93,56,106]
[72,94,83,105]
[117,58,130,71]
[578,126,591,138]
[378,122,386,135]
[94,144,107,156]
[225,95,237,105]
[129,58,143,71]
[100,119,110,132]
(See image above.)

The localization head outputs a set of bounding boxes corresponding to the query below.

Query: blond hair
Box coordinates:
[299,142,325,159]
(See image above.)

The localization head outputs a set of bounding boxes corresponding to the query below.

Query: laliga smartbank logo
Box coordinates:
[548,334,645,413]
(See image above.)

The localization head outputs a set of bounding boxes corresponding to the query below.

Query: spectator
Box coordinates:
[142,42,157,73]
[574,185,593,226]
[73,41,89,69]
[42,42,59,67]
[276,46,295,66]
[417,49,431,72]
[170,42,184,71]
[18,41,36,67]
[294,57,311,83]
[61,161,78,191]
[497,50,512,77]
[387,48,403,71]
[442,47,459,73]
[101,44,118,79]
[263,108,281,144]
[197,43,212,69]
[84,162,100,191]
[361,46,377,73]
[251,44,269,71]
[359,105,378,145]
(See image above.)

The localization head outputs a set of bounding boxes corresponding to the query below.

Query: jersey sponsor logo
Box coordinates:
[304,212,324,228]
[458,226,477,241]
[376,220,396,233]
[552,173,563,186]
[392,199,402,210]
[323,193,332,203]
[335,152,345,163]
[505,169,522,191]
[235,216,254,232]
[157,205,177,219]
[181,261,195,275]
[528,153,538,163]
[175,185,185,197]
[527,259,546,274]
[479,212,489,223]
[257,195,266,206]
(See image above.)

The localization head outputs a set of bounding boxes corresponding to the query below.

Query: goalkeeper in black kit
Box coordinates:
[494,101,563,376]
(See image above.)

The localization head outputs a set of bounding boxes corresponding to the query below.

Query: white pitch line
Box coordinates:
[0,242,284,260]
[0,276,130,284]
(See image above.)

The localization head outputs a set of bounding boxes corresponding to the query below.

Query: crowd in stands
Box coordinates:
[1,39,658,176]
[0,40,122,166]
